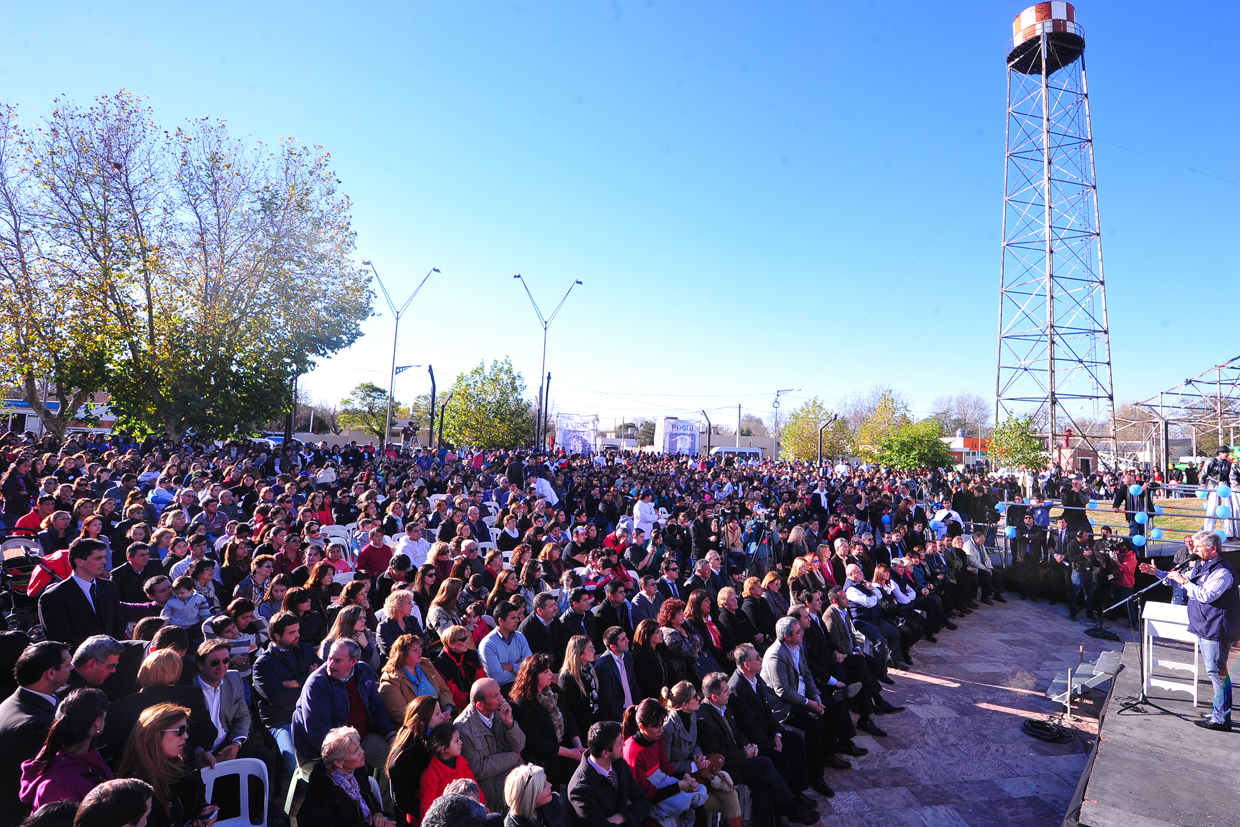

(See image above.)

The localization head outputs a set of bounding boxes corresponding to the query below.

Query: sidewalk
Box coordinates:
[805,597,1132,827]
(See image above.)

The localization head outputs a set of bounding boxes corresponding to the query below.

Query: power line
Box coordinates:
[801,157,1001,385]
[1095,138,1240,188]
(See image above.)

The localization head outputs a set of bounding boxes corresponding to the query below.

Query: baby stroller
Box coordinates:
[0,531,63,639]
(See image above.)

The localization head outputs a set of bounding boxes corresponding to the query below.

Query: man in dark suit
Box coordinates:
[590,582,634,651]
[655,560,683,602]
[695,672,818,827]
[518,592,557,656]
[685,558,714,598]
[1046,516,1074,605]
[111,543,167,604]
[798,593,900,721]
[0,641,72,827]
[726,644,812,802]
[567,721,650,827]
[551,588,597,672]
[38,539,126,651]
[594,626,640,722]
[58,634,123,700]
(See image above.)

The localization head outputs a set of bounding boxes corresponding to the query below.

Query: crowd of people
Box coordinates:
[0,429,1136,827]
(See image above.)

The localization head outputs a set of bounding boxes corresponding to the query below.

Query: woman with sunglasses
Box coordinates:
[119,703,218,827]
[99,649,216,768]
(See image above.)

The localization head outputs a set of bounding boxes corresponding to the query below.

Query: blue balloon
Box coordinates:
[881,514,891,524]
[1132,534,1147,547]
[1087,500,1097,510]
[996,502,1007,513]
[1217,530,1229,543]
[1220,484,1233,498]
[1197,490,1209,499]
[1150,528,1164,540]
[1218,505,1233,520]
[1129,483,1143,496]
[1135,512,1149,525]
[1154,506,1164,516]
[1005,526,1017,538]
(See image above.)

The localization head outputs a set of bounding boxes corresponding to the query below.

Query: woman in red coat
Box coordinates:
[417,723,484,818]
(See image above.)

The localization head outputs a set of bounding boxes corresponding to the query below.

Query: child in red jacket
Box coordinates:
[417,723,484,819]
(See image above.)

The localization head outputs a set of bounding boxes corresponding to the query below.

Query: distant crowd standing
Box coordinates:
[0,428,1118,827]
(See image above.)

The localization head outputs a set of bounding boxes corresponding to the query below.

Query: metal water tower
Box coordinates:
[995,2,1118,466]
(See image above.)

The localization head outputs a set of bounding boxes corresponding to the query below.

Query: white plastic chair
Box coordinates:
[483,515,498,528]
[476,541,497,552]
[483,501,500,512]
[489,527,503,543]
[333,572,356,585]
[321,525,351,545]
[201,757,267,827]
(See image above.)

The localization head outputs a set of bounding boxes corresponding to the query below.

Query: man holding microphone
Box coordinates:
[1139,531,1240,732]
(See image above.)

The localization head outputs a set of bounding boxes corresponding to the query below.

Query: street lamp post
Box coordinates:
[772,388,800,457]
[513,274,583,450]
[363,260,438,449]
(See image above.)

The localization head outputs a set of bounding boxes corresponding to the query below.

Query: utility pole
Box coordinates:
[736,405,741,448]
[438,392,453,449]
[427,365,436,449]
[772,388,799,457]
[702,410,712,453]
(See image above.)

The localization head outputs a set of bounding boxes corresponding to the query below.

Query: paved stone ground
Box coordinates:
[804,594,1135,827]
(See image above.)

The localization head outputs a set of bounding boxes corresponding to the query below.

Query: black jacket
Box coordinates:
[557,671,599,737]
[298,760,381,827]
[387,741,430,824]
[590,600,634,650]
[519,614,554,656]
[567,754,650,827]
[37,576,126,651]
[633,645,667,698]
[593,651,639,723]
[551,611,597,672]
[511,693,580,786]
[0,688,56,827]
[718,607,761,648]
[505,793,571,827]
[112,560,167,604]
[741,596,777,643]
[253,643,320,727]
[100,685,218,767]
[694,701,749,770]
[726,671,783,751]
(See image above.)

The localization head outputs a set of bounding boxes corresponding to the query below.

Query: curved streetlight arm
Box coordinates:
[545,280,584,327]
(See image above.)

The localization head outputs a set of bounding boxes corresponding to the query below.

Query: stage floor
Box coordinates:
[1077,641,1240,827]
[805,595,1129,827]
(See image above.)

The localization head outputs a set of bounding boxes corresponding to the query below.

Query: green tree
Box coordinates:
[3,92,372,439]
[440,358,536,449]
[780,397,850,462]
[877,419,954,470]
[854,390,912,460]
[990,414,1050,471]
[637,421,656,447]
[339,382,409,441]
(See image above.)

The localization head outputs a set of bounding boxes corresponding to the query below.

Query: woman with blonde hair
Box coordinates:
[99,649,215,767]
[118,703,217,827]
[377,634,454,724]
[298,727,392,827]
[433,625,483,710]
[503,763,570,827]
[659,682,741,827]
[556,635,599,735]
[377,588,423,659]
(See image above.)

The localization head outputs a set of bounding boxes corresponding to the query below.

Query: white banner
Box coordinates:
[556,413,598,455]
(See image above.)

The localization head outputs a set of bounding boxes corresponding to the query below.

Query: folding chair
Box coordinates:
[201,757,268,827]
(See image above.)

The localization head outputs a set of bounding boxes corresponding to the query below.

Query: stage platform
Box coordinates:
[1073,641,1239,827]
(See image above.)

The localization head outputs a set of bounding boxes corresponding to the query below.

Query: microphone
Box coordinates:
[1172,557,1196,574]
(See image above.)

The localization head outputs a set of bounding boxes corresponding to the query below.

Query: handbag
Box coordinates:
[693,649,721,680]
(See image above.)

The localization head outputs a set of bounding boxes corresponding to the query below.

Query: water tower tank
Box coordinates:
[1007,2,1085,74]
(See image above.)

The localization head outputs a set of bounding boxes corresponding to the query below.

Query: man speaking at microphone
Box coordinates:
[1140,531,1240,732]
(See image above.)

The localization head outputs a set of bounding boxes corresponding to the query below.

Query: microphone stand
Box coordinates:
[1106,562,1188,712]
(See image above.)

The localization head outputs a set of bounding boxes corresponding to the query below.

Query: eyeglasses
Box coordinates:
[205,657,229,667]
[163,725,190,737]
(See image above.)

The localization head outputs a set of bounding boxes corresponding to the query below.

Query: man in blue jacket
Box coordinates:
[293,639,395,777]
[253,611,320,779]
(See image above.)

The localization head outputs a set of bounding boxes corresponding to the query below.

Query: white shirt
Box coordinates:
[394,535,431,568]
[531,477,559,506]
[633,500,658,534]
[197,677,228,750]
[71,574,96,611]
[477,709,494,729]
[787,644,806,696]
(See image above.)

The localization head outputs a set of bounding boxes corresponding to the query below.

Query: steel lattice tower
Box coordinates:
[996,2,1117,467]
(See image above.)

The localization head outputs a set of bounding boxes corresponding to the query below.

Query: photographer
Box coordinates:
[1062,528,1102,623]
[1093,528,1137,625]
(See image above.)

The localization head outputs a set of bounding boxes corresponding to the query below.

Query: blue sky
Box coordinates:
[4,1,1236,428]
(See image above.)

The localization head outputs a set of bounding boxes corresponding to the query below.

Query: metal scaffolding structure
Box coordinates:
[996,3,1118,469]
[1115,356,1240,471]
